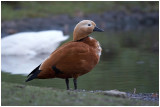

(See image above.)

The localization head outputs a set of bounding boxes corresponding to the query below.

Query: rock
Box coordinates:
[103,90,127,98]
[127,92,159,102]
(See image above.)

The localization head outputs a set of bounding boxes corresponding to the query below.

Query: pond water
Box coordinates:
[2,27,159,93]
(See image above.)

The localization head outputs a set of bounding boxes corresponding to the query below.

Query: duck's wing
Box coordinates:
[26,41,89,80]
[25,42,71,82]
[25,64,41,82]
[27,64,41,77]
[38,41,90,78]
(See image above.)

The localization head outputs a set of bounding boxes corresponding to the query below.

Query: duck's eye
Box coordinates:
[88,24,91,26]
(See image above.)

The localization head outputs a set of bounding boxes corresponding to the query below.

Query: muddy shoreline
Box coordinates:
[76,89,159,102]
[1,11,158,37]
[126,92,159,102]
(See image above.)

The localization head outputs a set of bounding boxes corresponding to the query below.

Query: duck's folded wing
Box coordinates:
[26,42,89,80]
[39,42,89,71]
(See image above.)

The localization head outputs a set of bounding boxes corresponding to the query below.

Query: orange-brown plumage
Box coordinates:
[26,20,104,90]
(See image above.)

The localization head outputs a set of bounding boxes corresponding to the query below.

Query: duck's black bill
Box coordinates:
[93,26,104,32]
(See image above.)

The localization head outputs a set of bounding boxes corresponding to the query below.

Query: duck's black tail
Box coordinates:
[25,64,41,82]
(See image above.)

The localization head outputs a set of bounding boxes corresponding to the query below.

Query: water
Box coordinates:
[1,27,159,93]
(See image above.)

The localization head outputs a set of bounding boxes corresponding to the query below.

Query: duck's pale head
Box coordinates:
[73,20,104,41]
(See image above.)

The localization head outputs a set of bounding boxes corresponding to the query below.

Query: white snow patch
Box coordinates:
[1,30,69,75]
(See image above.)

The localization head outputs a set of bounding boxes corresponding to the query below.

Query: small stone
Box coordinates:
[90,91,94,93]
[103,90,127,98]
[136,61,144,64]
[82,89,86,92]
[151,93,159,98]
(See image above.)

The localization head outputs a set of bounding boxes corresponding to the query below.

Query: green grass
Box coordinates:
[1,82,158,106]
[1,1,158,21]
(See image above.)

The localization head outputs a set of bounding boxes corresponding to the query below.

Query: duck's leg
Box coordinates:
[65,78,69,90]
[73,78,77,90]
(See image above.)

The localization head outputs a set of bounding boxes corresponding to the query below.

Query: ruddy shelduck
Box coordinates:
[26,20,104,90]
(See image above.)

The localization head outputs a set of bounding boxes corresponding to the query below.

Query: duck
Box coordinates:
[25,20,104,90]
[1,30,68,75]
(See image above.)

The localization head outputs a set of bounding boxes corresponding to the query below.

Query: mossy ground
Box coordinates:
[1,82,158,106]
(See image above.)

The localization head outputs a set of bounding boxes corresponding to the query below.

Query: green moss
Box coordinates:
[1,82,158,106]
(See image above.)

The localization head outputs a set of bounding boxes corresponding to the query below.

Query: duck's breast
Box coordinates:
[84,37,102,61]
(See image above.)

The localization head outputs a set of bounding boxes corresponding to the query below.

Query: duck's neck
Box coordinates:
[76,36,98,49]
[73,28,91,41]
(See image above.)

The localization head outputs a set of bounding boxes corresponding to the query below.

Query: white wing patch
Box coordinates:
[89,37,94,40]
[89,37,102,57]
[97,41,102,57]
